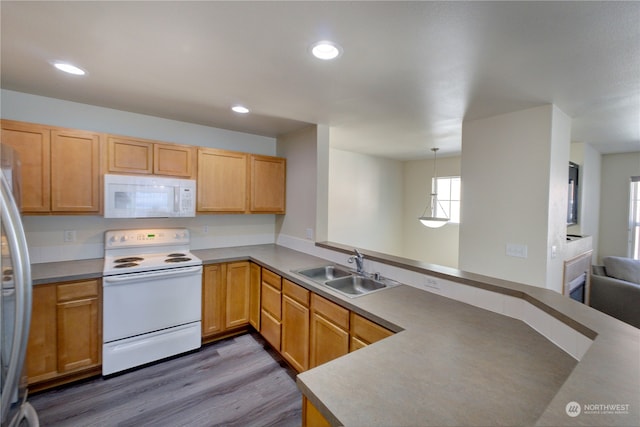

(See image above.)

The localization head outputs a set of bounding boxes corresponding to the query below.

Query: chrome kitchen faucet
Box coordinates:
[348,248,365,275]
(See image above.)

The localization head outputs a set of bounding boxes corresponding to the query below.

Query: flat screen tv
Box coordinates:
[567,162,579,225]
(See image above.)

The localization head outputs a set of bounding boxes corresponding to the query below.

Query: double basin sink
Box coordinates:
[293,265,398,298]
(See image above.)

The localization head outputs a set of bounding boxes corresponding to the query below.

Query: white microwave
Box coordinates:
[104,174,196,218]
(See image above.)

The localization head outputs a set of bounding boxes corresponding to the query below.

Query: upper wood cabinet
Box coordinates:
[0,120,51,212]
[249,154,286,214]
[1,120,103,214]
[51,129,102,213]
[197,148,248,213]
[107,136,195,178]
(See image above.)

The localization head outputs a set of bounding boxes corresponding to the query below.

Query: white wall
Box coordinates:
[328,148,404,256]
[403,156,461,267]
[569,142,602,261]
[598,152,640,260]
[459,105,571,291]
[1,90,280,263]
[545,106,572,292]
[276,125,318,241]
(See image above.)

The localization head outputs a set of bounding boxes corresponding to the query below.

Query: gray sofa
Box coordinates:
[590,256,640,329]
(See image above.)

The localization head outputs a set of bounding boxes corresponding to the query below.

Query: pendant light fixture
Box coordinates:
[418,148,449,228]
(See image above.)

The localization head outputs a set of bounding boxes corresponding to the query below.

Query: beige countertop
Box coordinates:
[31,244,639,426]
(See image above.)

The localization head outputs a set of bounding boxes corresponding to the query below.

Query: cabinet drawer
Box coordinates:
[283,279,309,307]
[261,268,282,290]
[311,294,349,330]
[350,313,393,345]
[261,282,282,319]
[56,280,98,302]
[261,309,281,351]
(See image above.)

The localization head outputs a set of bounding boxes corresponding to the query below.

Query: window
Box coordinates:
[433,176,461,223]
[630,177,640,260]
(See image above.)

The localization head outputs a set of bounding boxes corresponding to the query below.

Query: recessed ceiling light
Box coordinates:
[231,105,250,114]
[311,41,342,60]
[52,62,86,75]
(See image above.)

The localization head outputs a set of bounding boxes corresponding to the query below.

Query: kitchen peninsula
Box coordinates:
[30,243,639,427]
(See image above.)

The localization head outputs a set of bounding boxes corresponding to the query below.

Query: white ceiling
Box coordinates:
[2,1,639,160]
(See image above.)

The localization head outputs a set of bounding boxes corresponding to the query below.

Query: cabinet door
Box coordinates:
[225,261,250,329]
[107,136,153,174]
[302,397,331,427]
[26,285,57,384]
[260,269,282,350]
[281,294,310,372]
[261,309,281,351]
[197,148,247,212]
[57,298,100,372]
[56,280,100,373]
[350,313,393,350]
[249,154,286,213]
[0,120,51,212]
[154,143,194,178]
[50,129,102,212]
[249,263,261,330]
[202,264,225,337]
[309,312,349,369]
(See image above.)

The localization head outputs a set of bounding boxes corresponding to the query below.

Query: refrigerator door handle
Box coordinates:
[0,172,32,423]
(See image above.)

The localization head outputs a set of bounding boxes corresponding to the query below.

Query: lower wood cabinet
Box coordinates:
[302,396,331,427]
[260,268,282,350]
[225,262,250,328]
[350,312,394,352]
[249,263,261,330]
[56,281,100,372]
[281,279,310,372]
[27,279,101,388]
[201,261,251,341]
[309,294,350,369]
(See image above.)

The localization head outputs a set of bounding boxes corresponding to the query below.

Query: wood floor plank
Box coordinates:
[29,333,302,427]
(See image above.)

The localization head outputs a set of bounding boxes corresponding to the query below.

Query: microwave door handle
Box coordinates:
[174,186,180,213]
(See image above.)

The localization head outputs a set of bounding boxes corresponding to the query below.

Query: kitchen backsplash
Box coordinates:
[23,215,277,263]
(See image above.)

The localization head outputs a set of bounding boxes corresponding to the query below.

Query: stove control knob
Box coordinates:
[109,235,118,243]
[120,235,128,242]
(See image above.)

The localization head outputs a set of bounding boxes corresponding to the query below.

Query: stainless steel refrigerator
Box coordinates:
[1,144,39,427]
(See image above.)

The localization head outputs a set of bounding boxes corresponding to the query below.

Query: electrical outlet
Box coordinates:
[203,225,209,233]
[305,228,314,240]
[64,230,76,242]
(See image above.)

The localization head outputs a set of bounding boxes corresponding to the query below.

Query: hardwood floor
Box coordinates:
[29,333,302,427]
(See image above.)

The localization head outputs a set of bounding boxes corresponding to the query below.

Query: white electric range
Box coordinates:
[102,228,202,375]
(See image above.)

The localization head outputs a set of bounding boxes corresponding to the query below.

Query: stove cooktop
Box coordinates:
[103,251,202,275]
[103,228,202,275]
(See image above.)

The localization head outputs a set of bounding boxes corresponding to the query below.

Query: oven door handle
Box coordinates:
[103,265,203,286]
